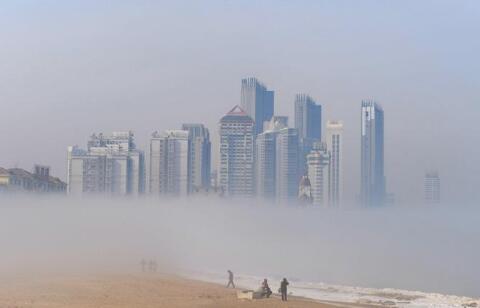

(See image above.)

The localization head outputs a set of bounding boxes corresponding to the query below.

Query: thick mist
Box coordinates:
[1,196,478,298]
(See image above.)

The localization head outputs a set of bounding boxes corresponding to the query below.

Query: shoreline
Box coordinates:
[185,270,480,307]
[0,272,477,307]
[0,273,350,308]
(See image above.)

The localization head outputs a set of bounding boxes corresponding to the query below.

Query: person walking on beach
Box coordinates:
[226,270,235,288]
[280,278,289,301]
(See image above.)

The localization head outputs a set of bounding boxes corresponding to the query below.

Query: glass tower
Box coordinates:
[360,100,386,207]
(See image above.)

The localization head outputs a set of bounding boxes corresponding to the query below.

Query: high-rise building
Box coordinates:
[241,77,274,135]
[326,120,344,207]
[307,142,331,206]
[67,131,145,196]
[256,117,285,200]
[275,127,300,202]
[149,130,190,196]
[294,94,322,176]
[255,130,276,199]
[360,100,386,207]
[424,171,440,204]
[219,105,255,197]
[256,117,299,202]
[294,94,322,141]
[181,124,211,192]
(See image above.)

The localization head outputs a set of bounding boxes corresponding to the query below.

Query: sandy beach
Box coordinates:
[0,274,364,308]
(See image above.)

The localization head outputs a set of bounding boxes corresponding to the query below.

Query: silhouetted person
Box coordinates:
[148,260,157,273]
[262,279,272,298]
[141,259,147,272]
[280,278,289,301]
[226,270,235,288]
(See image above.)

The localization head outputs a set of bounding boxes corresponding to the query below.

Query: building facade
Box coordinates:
[219,105,255,197]
[424,171,440,204]
[241,77,274,135]
[294,94,322,176]
[294,94,322,141]
[360,100,386,207]
[182,124,211,192]
[0,166,66,193]
[275,127,300,202]
[255,130,276,199]
[149,130,190,196]
[256,117,299,203]
[307,142,331,206]
[326,120,344,207]
[67,131,145,196]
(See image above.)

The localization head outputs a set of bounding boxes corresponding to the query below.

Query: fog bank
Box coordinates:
[0,196,478,297]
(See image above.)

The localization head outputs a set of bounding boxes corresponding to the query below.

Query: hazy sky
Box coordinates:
[0,0,479,204]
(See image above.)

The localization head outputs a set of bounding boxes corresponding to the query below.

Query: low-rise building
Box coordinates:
[0,165,66,193]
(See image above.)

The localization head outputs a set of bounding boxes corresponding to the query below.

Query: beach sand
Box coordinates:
[0,274,363,308]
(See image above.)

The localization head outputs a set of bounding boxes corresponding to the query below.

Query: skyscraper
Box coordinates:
[241,77,274,135]
[326,120,344,207]
[182,124,211,192]
[294,94,322,176]
[67,131,145,196]
[294,94,322,141]
[255,130,276,199]
[307,142,331,206]
[149,130,190,196]
[424,171,440,204]
[219,105,255,197]
[360,100,386,207]
[275,127,300,202]
[256,117,299,202]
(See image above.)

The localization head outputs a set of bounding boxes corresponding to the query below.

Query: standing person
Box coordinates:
[226,270,235,288]
[140,259,147,272]
[280,278,289,301]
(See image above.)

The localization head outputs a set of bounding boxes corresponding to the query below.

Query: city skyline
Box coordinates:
[1,1,478,205]
[1,2,480,306]
[57,78,370,206]
[0,76,451,206]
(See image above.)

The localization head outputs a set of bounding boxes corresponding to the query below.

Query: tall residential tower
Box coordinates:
[360,100,386,207]
[149,130,190,196]
[326,120,343,207]
[256,117,299,203]
[182,124,211,192]
[307,142,331,206]
[294,94,322,141]
[219,105,255,197]
[241,77,274,135]
[294,94,322,176]
[67,131,145,196]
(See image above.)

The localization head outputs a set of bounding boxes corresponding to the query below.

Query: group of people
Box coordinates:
[140,259,158,273]
[226,270,290,302]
